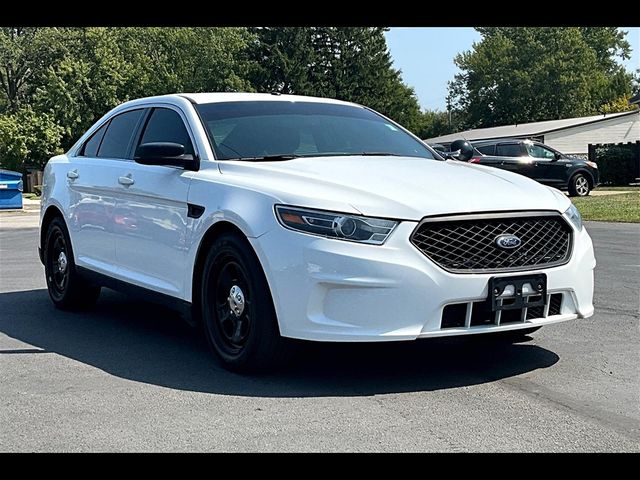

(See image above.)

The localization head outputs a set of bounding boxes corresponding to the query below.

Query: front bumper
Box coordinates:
[251,220,595,342]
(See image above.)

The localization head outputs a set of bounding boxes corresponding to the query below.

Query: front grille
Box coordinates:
[411,212,572,273]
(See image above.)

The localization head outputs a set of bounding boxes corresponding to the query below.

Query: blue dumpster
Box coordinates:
[0,169,23,209]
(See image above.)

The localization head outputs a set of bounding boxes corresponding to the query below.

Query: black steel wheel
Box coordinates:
[201,231,291,372]
[43,217,100,309]
[212,258,252,356]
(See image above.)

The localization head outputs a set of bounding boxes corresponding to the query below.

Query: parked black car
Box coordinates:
[464,138,599,196]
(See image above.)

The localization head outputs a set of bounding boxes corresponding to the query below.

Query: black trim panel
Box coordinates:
[187,203,205,219]
[77,266,193,319]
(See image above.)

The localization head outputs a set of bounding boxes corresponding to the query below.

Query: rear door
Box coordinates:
[524,142,566,186]
[474,143,503,168]
[113,106,195,299]
[494,142,535,179]
[67,109,145,275]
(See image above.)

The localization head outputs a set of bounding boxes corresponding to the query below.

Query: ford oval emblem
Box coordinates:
[495,234,522,249]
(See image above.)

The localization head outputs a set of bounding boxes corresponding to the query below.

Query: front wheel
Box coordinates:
[200,232,291,372]
[568,173,590,197]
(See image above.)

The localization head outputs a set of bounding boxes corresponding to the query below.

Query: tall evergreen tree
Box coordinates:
[249,27,424,131]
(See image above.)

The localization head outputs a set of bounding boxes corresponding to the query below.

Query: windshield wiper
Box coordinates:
[360,152,404,156]
[228,154,300,162]
[225,152,407,161]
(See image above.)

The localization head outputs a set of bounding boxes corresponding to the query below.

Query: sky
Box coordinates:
[385,27,640,112]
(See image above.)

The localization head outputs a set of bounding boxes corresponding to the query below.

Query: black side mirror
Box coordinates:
[554,152,562,161]
[447,139,475,162]
[134,142,199,171]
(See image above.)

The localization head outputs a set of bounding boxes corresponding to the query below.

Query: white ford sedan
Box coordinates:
[40,93,595,371]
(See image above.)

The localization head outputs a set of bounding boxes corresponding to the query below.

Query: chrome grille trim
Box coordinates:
[411,211,573,273]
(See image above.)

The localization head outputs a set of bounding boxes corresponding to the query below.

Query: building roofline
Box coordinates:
[424,109,638,143]
[537,109,638,136]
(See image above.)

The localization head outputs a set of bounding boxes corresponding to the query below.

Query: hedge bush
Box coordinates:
[595,144,638,185]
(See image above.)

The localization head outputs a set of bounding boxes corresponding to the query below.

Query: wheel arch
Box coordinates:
[190,220,265,322]
[570,169,594,189]
[40,205,65,253]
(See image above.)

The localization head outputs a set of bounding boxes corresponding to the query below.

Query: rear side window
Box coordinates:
[138,108,194,155]
[80,123,108,157]
[97,109,144,159]
[495,143,523,157]
[476,144,495,155]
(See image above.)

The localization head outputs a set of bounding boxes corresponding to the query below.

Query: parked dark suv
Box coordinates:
[467,138,599,196]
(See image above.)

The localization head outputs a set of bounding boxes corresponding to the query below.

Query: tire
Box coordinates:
[200,232,291,372]
[43,217,101,310]
[568,173,591,197]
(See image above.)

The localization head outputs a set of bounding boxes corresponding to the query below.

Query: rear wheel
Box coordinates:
[568,173,590,197]
[201,232,291,372]
[43,217,101,309]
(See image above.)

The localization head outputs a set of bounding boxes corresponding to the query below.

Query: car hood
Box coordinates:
[217,156,571,220]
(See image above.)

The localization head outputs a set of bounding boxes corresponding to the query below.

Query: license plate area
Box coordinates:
[489,273,547,312]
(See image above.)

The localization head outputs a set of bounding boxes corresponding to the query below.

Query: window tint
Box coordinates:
[97,109,144,159]
[80,123,108,157]
[139,108,194,155]
[476,144,495,155]
[197,101,436,161]
[526,143,557,160]
[495,144,523,157]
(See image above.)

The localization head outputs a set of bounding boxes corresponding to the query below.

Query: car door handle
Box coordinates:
[67,169,79,180]
[118,175,135,186]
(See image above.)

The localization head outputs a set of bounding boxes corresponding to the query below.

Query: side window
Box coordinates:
[97,109,144,159]
[138,108,194,155]
[526,143,557,160]
[477,144,495,155]
[495,143,523,157]
[80,123,108,157]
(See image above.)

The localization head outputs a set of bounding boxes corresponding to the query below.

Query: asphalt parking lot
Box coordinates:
[1,211,638,452]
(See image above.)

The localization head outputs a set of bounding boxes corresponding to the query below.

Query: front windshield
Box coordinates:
[196,101,437,161]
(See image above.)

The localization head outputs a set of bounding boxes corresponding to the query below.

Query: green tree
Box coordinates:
[0,106,64,171]
[449,27,633,128]
[415,110,452,140]
[0,27,68,112]
[600,95,639,114]
[31,27,255,150]
[249,27,424,131]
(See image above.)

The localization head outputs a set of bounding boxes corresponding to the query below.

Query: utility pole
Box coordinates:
[446,93,452,131]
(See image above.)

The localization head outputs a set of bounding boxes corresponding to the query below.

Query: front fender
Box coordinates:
[182,175,282,301]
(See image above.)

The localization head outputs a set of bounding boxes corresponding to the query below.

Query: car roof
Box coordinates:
[472,138,536,145]
[171,92,359,107]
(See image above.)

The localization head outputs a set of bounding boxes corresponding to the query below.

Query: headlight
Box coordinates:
[585,161,598,169]
[275,205,398,245]
[564,204,583,231]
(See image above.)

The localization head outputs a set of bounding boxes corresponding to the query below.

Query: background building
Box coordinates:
[425,110,640,157]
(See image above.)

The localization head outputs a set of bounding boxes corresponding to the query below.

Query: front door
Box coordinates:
[113,107,195,299]
[525,143,566,186]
